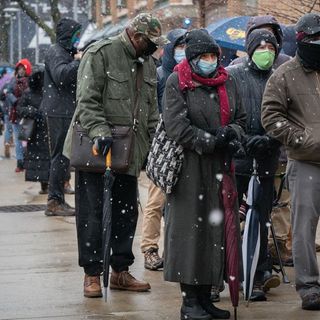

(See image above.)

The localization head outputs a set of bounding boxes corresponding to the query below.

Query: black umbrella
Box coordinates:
[102,150,115,300]
[242,159,261,303]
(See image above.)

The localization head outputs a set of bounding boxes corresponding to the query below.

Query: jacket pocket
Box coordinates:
[107,72,129,100]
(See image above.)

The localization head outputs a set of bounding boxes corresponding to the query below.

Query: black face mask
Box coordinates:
[297,40,320,70]
[142,38,158,56]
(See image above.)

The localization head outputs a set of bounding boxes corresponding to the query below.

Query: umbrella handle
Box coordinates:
[106,149,112,168]
[92,145,98,156]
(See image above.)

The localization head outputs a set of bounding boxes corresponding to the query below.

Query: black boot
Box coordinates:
[180,283,212,320]
[198,285,230,319]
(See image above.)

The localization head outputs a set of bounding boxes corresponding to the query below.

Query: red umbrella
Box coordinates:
[221,167,240,320]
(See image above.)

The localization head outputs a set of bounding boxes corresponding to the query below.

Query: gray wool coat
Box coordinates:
[162,72,246,285]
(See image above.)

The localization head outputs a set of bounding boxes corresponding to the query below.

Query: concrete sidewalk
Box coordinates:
[0,138,320,320]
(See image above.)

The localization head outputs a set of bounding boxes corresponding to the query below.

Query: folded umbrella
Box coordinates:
[242,159,261,303]
[221,159,240,320]
[102,150,115,300]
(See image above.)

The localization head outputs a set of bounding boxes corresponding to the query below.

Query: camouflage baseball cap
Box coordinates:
[130,13,169,46]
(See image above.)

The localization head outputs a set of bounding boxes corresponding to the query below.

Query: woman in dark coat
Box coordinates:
[17,65,50,192]
[163,29,246,320]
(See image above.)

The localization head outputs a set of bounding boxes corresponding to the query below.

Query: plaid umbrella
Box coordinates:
[102,150,115,300]
[242,159,261,303]
[221,163,240,320]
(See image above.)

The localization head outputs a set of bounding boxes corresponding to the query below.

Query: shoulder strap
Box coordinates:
[132,61,143,131]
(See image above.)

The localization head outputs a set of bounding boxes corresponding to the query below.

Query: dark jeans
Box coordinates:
[236,174,274,282]
[75,170,139,276]
[47,116,71,203]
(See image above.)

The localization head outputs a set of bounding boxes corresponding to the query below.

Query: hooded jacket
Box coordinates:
[156,28,187,112]
[15,58,32,77]
[229,15,291,68]
[227,29,280,177]
[41,18,81,118]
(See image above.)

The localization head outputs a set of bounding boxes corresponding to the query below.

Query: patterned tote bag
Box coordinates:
[146,115,184,194]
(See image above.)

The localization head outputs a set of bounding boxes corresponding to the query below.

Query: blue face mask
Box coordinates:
[197,59,218,76]
[174,49,186,63]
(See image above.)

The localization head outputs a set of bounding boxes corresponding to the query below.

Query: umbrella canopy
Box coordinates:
[207,17,297,57]
[221,169,240,319]
[242,160,261,301]
[207,16,250,51]
[102,151,115,299]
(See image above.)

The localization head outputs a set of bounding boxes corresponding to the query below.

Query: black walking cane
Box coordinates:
[270,173,290,283]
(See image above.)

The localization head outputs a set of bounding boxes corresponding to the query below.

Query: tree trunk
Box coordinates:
[16,0,56,43]
[0,0,9,62]
[199,0,206,27]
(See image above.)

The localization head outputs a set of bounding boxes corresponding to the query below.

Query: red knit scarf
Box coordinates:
[174,59,230,126]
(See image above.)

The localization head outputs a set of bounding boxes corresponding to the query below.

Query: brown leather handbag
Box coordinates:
[70,63,143,173]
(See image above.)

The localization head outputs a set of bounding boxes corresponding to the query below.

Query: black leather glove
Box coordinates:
[215,126,238,148]
[245,135,271,158]
[94,136,113,156]
[228,139,246,158]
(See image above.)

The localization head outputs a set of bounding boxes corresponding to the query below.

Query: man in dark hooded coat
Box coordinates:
[227,29,282,302]
[230,15,291,68]
[42,18,82,216]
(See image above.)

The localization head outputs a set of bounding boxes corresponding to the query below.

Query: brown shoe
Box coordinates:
[44,199,75,216]
[316,243,320,252]
[144,248,163,270]
[84,274,102,298]
[110,270,151,292]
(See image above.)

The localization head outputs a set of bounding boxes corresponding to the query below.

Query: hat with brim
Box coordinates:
[130,13,170,46]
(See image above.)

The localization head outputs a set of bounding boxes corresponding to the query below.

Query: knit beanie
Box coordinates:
[185,29,220,61]
[246,29,279,59]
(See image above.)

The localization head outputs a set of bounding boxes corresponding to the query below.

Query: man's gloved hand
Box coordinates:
[94,136,113,156]
[215,126,238,148]
[245,135,271,158]
[228,139,246,158]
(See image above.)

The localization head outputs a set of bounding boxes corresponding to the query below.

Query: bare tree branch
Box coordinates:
[277,0,308,15]
[15,0,56,43]
[49,0,61,30]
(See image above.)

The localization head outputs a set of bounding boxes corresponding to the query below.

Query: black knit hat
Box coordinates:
[185,29,220,61]
[246,28,279,58]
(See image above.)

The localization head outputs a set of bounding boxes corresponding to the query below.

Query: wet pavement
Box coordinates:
[0,138,320,320]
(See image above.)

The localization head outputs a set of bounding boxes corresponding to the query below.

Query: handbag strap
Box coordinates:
[132,61,144,132]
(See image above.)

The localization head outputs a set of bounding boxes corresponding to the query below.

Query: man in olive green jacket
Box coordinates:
[64,13,167,298]
[262,13,320,311]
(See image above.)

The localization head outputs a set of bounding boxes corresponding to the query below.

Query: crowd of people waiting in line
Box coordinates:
[0,10,320,320]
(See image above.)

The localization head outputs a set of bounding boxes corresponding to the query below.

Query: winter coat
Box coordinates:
[262,56,320,165]
[41,18,81,118]
[63,31,159,177]
[156,28,187,112]
[227,60,280,177]
[17,71,50,182]
[163,72,246,285]
[229,15,291,68]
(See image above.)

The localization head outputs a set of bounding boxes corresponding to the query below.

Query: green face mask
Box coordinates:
[252,49,275,70]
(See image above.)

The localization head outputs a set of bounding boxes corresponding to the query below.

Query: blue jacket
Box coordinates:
[156,28,187,113]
